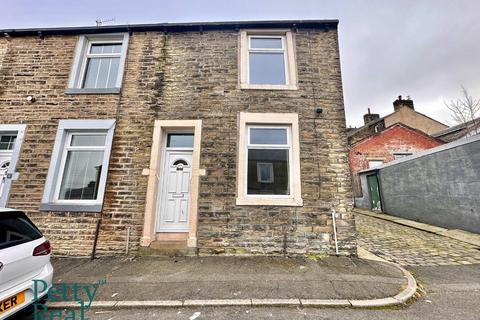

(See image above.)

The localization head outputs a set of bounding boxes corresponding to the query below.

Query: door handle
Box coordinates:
[172,194,184,198]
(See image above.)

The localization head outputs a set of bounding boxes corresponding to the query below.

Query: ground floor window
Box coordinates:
[41,119,115,212]
[247,126,291,195]
[236,112,302,206]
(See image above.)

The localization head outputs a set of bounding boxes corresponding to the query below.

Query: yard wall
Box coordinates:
[378,135,480,233]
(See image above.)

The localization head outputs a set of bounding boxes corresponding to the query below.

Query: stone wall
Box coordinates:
[0,26,356,256]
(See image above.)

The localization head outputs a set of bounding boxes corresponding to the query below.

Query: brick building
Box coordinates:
[349,123,444,205]
[348,96,448,145]
[0,20,356,256]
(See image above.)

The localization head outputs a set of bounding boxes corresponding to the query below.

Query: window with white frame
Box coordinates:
[240,30,297,89]
[248,36,287,85]
[56,132,106,201]
[237,112,302,206]
[67,33,128,92]
[247,126,291,195]
[41,120,115,212]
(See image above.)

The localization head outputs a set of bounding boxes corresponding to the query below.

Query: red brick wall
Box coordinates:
[349,124,444,175]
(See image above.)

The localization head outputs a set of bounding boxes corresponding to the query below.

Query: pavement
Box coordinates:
[16,264,479,320]
[46,255,412,305]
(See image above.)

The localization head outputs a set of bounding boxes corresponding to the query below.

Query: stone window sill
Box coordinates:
[40,203,102,213]
[236,197,303,206]
[240,83,298,91]
[65,88,121,95]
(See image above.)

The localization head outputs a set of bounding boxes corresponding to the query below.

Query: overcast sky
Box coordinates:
[2,0,479,127]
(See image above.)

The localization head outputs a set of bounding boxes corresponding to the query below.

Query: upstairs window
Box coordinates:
[248,36,287,85]
[67,33,129,93]
[240,30,297,90]
[82,42,122,89]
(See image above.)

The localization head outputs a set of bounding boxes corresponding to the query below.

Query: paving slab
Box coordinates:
[51,255,405,302]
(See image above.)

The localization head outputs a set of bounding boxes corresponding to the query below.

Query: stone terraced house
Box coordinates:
[0,20,355,256]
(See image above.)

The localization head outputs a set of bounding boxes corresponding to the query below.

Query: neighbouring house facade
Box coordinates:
[348,96,448,145]
[0,20,356,256]
[347,96,447,207]
[349,123,444,208]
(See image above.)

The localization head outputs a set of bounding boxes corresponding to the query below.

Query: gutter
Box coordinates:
[0,19,339,37]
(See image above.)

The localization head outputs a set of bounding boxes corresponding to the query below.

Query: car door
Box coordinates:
[0,211,49,293]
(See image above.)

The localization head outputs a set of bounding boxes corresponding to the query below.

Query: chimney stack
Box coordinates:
[393,95,414,112]
[363,107,380,125]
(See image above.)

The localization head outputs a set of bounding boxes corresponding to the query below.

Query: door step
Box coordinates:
[138,241,196,257]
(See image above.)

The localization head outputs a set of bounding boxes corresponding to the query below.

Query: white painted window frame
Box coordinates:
[66,33,129,94]
[41,119,116,212]
[239,29,298,90]
[247,35,289,86]
[53,131,107,205]
[237,112,302,206]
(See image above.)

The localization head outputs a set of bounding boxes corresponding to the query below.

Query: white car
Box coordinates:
[0,208,53,319]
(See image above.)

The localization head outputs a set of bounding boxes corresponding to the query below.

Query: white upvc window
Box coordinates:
[248,35,288,85]
[41,120,115,212]
[240,30,297,90]
[67,33,129,94]
[247,125,292,196]
[237,112,302,206]
[54,132,107,203]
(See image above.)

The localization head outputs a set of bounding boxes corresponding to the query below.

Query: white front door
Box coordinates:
[0,132,19,207]
[156,151,193,232]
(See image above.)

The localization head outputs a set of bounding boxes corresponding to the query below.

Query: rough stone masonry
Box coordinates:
[0,21,356,256]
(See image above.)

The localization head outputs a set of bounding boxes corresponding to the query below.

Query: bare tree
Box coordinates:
[444,87,480,136]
